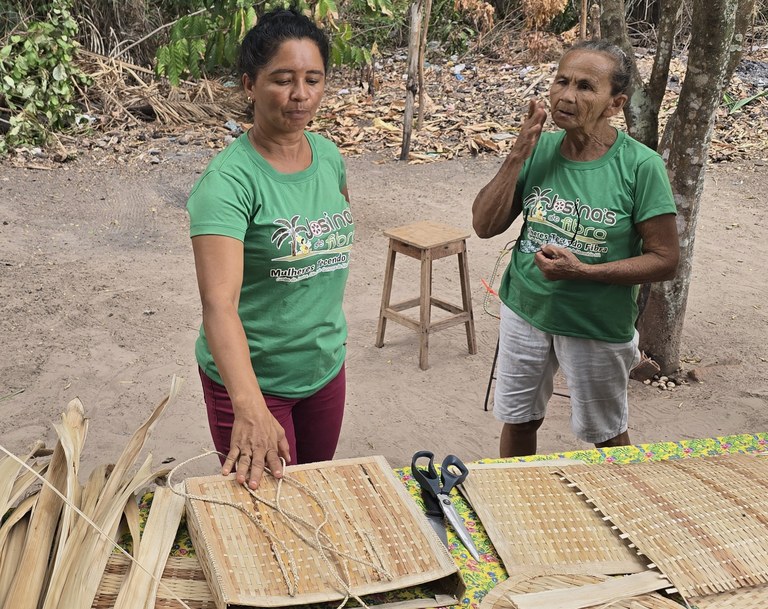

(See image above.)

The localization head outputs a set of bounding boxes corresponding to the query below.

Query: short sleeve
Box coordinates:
[633,155,677,224]
[338,152,347,191]
[187,171,257,241]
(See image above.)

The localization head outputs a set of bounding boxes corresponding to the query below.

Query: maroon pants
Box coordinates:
[198,365,346,465]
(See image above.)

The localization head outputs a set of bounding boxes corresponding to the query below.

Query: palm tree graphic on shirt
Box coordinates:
[271,214,307,258]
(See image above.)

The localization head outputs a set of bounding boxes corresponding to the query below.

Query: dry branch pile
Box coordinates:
[0,379,184,609]
[21,46,768,166]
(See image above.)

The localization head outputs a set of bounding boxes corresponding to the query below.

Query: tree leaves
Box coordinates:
[0,0,89,152]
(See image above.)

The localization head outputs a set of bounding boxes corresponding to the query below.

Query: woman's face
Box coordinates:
[549,50,626,134]
[243,38,326,136]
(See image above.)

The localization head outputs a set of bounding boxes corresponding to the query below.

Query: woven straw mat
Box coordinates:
[479,571,681,609]
[557,453,768,599]
[690,583,768,608]
[92,553,215,609]
[460,462,646,575]
[185,455,460,608]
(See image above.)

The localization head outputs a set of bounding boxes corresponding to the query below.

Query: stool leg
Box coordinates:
[419,248,433,370]
[375,240,396,348]
[458,244,477,355]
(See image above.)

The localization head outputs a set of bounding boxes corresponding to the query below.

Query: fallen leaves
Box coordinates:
[8,46,768,166]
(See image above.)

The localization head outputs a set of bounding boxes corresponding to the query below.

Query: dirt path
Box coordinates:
[1,148,767,477]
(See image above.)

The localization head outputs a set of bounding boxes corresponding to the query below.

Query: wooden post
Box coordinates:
[580,0,588,39]
[400,0,423,161]
[416,0,432,130]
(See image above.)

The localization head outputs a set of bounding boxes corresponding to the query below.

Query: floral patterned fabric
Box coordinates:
[138,433,767,609]
[393,433,768,609]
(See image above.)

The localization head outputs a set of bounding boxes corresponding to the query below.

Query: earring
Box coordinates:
[247,96,252,103]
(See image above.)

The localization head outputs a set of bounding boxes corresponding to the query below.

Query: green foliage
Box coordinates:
[428,0,479,55]
[722,89,768,114]
[0,0,90,153]
[548,0,579,34]
[335,0,406,50]
[331,22,371,66]
[155,1,257,85]
[154,0,398,85]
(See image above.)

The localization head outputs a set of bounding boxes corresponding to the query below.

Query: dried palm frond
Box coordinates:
[42,377,182,609]
[0,514,28,606]
[81,463,112,517]
[1,400,86,609]
[0,494,36,606]
[113,483,186,609]
[74,49,246,130]
[121,493,143,558]
[0,440,45,515]
[7,459,49,506]
[49,399,90,575]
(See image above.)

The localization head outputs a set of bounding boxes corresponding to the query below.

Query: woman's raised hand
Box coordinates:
[513,99,547,160]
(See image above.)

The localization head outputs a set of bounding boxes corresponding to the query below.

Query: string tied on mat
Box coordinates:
[0,443,195,609]
[168,452,299,595]
[168,452,393,609]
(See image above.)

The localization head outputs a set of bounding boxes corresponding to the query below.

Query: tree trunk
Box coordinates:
[400,0,423,161]
[636,0,742,373]
[588,3,601,39]
[725,0,757,79]
[601,0,658,148]
[646,1,682,123]
[416,0,432,130]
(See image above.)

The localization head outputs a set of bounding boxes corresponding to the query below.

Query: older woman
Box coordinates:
[187,8,353,488]
[472,40,679,457]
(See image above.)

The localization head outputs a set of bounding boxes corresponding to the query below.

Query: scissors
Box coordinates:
[411,450,481,561]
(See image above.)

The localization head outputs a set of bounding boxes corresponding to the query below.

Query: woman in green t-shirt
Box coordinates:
[472,40,679,458]
[187,9,353,489]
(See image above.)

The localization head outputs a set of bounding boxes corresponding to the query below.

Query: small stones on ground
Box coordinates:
[647,374,684,391]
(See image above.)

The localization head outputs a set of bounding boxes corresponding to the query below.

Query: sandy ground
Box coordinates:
[1,146,767,480]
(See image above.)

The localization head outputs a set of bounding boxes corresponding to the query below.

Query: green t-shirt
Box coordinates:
[187,131,352,398]
[499,130,676,343]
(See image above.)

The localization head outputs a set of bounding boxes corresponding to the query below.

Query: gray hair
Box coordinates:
[563,39,632,96]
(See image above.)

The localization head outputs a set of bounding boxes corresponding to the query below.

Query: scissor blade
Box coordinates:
[437,494,481,561]
[425,513,449,548]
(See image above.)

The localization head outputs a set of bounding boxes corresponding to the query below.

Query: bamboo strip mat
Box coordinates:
[557,453,768,599]
[479,571,682,609]
[460,462,646,575]
[690,584,768,608]
[92,554,216,609]
[185,455,461,608]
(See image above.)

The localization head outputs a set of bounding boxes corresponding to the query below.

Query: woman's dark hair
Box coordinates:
[564,39,633,96]
[237,8,330,78]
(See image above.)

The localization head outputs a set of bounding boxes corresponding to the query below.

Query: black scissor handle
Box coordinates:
[439,454,468,494]
[411,450,442,496]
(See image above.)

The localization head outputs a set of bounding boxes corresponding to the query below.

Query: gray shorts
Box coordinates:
[493,304,641,444]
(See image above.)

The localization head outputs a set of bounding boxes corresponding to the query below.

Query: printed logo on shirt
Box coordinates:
[269,209,354,282]
[518,187,614,258]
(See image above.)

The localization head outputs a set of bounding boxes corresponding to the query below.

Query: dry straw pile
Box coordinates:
[0,378,186,609]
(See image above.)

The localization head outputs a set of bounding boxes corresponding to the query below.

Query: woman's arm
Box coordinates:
[472,99,546,238]
[192,234,291,489]
[534,213,680,284]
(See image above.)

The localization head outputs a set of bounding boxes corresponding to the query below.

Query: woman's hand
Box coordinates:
[534,245,583,280]
[514,99,547,159]
[223,403,291,489]
[472,99,548,239]
[534,215,679,285]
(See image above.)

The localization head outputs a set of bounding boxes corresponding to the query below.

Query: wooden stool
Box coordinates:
[375,221,477,370]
